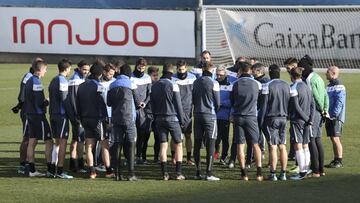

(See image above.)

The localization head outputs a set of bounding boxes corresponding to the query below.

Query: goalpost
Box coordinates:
[202,5,360,68]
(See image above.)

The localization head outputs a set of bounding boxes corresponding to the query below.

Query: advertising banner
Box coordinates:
[0,7,195,58]
[218,9,360,60]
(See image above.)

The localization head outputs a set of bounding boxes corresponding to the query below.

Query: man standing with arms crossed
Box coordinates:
[192,61,221,181]
[231,62,263,181]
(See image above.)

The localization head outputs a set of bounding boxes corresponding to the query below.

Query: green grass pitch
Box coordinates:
[0,64,359,202]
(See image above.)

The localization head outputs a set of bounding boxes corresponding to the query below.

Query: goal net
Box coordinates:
[203,6,360,69]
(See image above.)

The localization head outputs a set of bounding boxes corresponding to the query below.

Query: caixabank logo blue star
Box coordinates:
[226,18,250,48]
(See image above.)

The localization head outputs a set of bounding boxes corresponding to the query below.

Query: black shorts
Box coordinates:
[233,116,259,145]
[194,116,217,140]
[27,115,52,140]
[113,122,137,144]
[181,111,193,134]
[81,118,108,141]
[21,112,29,138]
[325,119,343,137]
[263,117,287,145]
[156,120,183,144]
[70,120,85,142]
[50,117,69,139]
[311,110,322,138]
[151,119,160,144]
[290,121,310,144]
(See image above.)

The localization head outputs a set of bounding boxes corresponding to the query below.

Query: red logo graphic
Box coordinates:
[12,17,158,47]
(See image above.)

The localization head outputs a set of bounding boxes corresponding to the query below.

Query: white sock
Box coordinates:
[52,145,60,165]
[296,149,306,173]
[304,148,311,171]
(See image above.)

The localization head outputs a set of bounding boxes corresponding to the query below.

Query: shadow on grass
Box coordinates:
[0,147,359,202]
[1,154,246,180]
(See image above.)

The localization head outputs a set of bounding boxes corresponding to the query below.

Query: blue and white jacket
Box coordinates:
[216,77,232,121]
[107,75,137,125]
[226,66,239,83]
[327,79,346,123]
[49,74,68,118]
[24,75,48,115]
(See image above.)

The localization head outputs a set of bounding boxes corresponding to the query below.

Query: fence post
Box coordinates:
[195,0,203,64]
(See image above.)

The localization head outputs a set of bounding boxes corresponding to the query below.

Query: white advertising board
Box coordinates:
[219,9,360,60]
[0,7,195,58]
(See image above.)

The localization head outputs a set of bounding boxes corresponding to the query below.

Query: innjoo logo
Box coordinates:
[0,7,195,57]
[12,17,159,47]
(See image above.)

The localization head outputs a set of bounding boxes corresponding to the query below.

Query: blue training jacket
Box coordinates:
[327,79,346,123]
[216,78,232,121]
[226,66,239,83]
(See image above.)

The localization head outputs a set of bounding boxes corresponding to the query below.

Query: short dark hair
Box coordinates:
[90,59,105,76]
[268,64,280,79]
[77,60,89,68]
[284,57,298,65]
[162,63,174,74]
[239,61,252,73]
[31,57,44,71]
[201,50,211,56]
[33,60,47,72]
[104,63,115,73]
[135,57,147,68]
[147,66,159,75]
[58,58,72,72]
[290,67,303,79]
[202,61,215,72]
[120,64,132,77]
[176,60,187,68]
